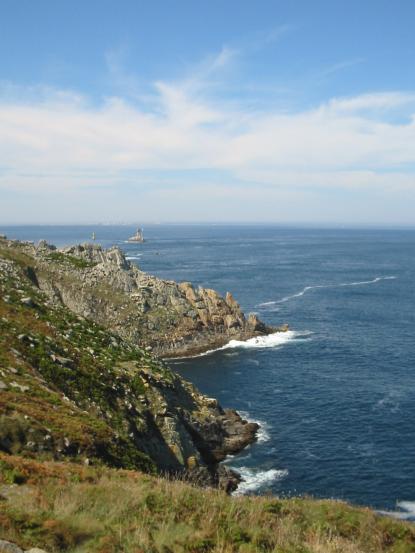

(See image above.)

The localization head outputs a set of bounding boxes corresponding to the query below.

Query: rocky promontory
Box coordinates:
[0,237,271,492]
[10,239,285,357]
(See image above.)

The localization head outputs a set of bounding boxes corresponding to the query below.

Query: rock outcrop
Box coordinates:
[0,539,48,553]
[1,239,285,358]
[0,238,261,492]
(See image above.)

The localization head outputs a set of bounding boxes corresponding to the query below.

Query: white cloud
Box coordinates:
[325,91,415,113]
[1,67,415,201]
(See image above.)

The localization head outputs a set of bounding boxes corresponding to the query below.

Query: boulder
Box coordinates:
[0,540,24,553]
[20,297,35,307]
[37,240,55,251]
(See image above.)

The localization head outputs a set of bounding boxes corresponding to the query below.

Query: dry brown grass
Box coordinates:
[1,454,414,553]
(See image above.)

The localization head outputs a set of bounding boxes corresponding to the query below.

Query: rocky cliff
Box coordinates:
[3,239,413,553]
[0,237,263,491]
[21,239,282,357]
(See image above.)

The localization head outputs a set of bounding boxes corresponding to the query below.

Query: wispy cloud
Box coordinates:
[318,58,366,78]
[1,49,415,209]
[240,24,298,53]
[0,88,414,188]
[326,91,415,112]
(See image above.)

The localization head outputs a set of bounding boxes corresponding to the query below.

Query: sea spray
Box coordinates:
[233,467,289,496]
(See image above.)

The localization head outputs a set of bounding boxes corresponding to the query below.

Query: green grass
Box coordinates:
[0,252,158,473]
[45,252,97,269]
[0,454,414,553]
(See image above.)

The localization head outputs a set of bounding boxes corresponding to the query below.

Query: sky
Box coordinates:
[1,0,415,225]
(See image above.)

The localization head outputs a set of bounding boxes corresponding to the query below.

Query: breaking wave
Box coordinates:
[218,330,312,353]
[238,411,271,443]
[258,276,397,307]
[233,467,289,496]
[178,330,312,359]
[377,501,415,521]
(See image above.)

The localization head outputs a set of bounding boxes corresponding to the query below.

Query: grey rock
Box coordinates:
[0,539,24,553]
[10,382,30,392]
[29,242,277,357]
[50,354,73,367]
[0,380,8,390]
[37,239,56,251]
[20,297,34,307]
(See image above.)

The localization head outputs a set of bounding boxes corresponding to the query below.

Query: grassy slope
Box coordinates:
[1,453,415,553]
[0,244,164,472]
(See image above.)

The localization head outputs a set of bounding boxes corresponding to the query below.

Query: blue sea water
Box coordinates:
[2,224,415,517]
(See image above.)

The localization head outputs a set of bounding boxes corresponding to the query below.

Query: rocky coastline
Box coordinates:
[30,240,286,358]
[2,237,415,553]
[0,236,288,493]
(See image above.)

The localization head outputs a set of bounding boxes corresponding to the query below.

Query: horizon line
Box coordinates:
[1,221,415,230]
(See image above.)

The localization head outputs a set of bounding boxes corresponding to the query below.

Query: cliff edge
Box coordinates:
[14,239,286,357]
[0,237,263,491]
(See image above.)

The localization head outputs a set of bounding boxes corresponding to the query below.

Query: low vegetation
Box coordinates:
[1,453,414,553]
[45,251,97,269]
[0,246,159,473]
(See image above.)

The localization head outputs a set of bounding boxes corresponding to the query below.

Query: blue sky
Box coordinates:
[1,0,415,225]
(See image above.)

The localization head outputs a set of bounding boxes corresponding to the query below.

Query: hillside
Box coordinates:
[1,454,415,553]
[0,237,258,491]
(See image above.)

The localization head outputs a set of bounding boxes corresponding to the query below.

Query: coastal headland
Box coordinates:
[23,240,286,358]
[1,236,414,552]
[0,236,272,490]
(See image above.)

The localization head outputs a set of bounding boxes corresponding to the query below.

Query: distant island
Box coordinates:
[127,227,145,243]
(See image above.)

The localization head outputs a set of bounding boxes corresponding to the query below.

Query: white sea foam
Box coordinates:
[258,276,397,307]
[175,329,311,359]
[374,391,401,413]
[377,501,415,520]
[397,501,415,518]
[126,255,142,260]
[223,452,252,465]
[238,411,271,443]
[220,330,312,351]
[233,467,288,496]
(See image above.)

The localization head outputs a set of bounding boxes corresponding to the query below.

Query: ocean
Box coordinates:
[2,224,415,518]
